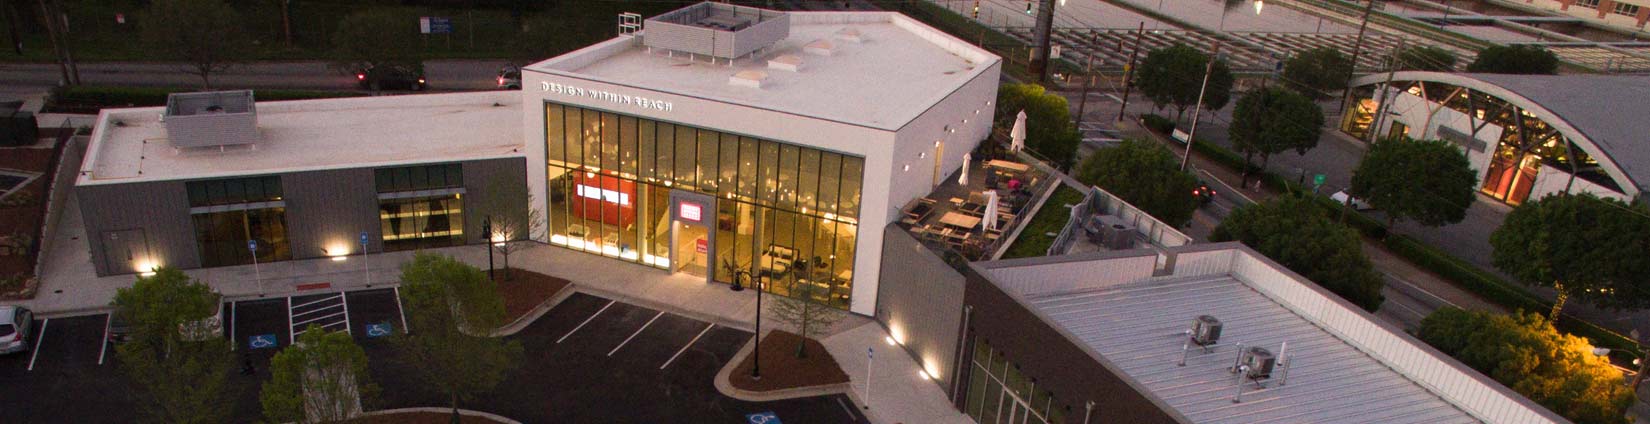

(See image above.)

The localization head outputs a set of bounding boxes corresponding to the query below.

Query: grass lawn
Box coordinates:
[1001,185,1085,259]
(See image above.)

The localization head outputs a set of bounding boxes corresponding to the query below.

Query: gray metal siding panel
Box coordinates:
[875,226,965,391]
[282,168,379,258]
[460,157,529,245]
[76,181,197,276]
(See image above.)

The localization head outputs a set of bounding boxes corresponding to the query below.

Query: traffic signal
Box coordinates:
[1026,1,1033,14]
[973,1,980,19]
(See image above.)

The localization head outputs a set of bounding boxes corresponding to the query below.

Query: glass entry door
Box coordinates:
[672,220,710,278]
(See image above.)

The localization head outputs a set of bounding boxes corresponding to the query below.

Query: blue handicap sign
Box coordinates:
[746,411,780,424]
[366,322,393,338]
[359,231,370,246]
[247,239,257,252]
[248,334,278,349]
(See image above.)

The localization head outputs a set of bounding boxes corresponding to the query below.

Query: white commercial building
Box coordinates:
[521,3,1001,315]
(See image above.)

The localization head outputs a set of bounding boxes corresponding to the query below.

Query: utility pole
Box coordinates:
[1180,44,1220,172]
[49,0,76,84]
[3,0,21,55]
[1116,22,1145,123]
[35,0,69,85]
[1366,39,1404,144]
[1074,55,1095,130]
[1028,0,1057,82]
[1338,0,1377,115]
[281,0,293,47]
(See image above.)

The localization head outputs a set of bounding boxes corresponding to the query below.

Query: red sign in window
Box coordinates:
[695,238,708,254]
[570,173,636,226]
[679,202,702,222]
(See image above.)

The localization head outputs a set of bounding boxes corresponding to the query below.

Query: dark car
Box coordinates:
[356,64,426,91]
[1192,182,1217,206]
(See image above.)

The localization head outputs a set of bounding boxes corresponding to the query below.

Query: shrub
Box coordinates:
[1140,113,1175,135]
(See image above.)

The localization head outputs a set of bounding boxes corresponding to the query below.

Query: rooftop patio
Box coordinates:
[896,141,1054,261]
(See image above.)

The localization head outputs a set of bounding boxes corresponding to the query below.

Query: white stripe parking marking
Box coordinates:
[393,286,409,334]
[289,293,342,310]
[836,396,857,420]
[608,311,664,357]
[97,314,111,365]
[229,302,237,350]
[26,318,47,371]
[557,300,616,344]
[285,296,295,344]
[290,304,343,319]
[338,292,352,335]
[661,323,715,370]
[292,311,346,328]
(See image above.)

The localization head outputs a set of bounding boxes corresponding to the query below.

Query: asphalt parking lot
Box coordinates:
[370,292,869,424]
[0,290,865,423]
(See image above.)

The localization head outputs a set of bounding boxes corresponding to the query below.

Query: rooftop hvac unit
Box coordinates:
[1191,315,1222,346]
[1093,214,1135,250]
[163,90,257,149]
[1242,347,1275,380]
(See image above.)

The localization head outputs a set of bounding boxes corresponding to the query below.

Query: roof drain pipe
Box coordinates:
[1082,400,1095,424]
[1232,365,1251,403]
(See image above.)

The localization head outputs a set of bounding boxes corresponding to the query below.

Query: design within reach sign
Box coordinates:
[542,82,673,112]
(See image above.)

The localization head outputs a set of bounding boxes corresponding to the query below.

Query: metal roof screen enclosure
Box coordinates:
[163,90,258,149]
[643,2,790,60]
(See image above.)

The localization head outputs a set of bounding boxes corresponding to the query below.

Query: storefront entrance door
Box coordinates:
[668,190,717,283]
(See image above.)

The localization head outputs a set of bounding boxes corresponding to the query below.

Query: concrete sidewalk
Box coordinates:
[825,321,973,424]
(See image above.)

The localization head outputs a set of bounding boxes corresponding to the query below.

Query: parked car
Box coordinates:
[1330,190,1374,211]
[107,298,223,344]
[107,310,131,344]
[497,66,522,90]
[356,64,426,91]
[0,305,34,355]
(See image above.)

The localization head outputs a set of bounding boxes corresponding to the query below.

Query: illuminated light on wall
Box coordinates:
[885,336,897,346]
[924,360,943,381]
[327,246,350,261]
[137,260,159,276]
[919,369,933,380]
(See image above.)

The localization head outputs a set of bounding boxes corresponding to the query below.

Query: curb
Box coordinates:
[492,282,575,337]
[357,407,520,424]
[712,330,852,402]
[572,284,755,333]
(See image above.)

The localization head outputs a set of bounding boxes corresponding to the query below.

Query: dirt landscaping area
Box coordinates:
[350,411,503,424]
[493,268,571,323]
[729,330,850,392]
[0,130,68,297]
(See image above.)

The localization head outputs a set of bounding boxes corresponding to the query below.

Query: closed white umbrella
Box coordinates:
[959,153,971,186]
[983,190,1000,231]
[1009,110,1027,153]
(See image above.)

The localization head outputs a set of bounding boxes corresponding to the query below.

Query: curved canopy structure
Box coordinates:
[1349,71,1650,202]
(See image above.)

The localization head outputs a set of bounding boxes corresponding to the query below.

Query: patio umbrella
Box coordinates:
[1009,110,1027,153]
[983,190,1000,231]
[959,153,971,185]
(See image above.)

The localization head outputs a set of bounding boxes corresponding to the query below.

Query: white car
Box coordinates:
[1330,190,1374,211]
[0,306,34,354]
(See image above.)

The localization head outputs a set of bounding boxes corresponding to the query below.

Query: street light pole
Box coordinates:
[1338,0,1378,115]
[1116,22,1146,123]
[1180,44,1220,172]
[482,216,495,281]
[750,270,763,380]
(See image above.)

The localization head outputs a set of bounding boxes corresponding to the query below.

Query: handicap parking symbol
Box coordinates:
[248,334,278,349]
[366,322,393,338]
[746,411,780,424]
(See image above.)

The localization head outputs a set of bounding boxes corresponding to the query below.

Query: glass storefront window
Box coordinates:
[965,337,1066,424]
[379,194,464,251]
[544,102,864,310]
[193,207,291,267]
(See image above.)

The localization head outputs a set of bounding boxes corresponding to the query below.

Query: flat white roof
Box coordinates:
[527,11,999,131]
[79,91,523,185]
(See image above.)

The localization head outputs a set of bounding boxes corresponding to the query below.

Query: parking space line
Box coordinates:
[338,292,352,335]
[285,297,295,344]
[229,302,237,350]
[291,304,343,319]
[557,300,616,344]
[290,295,340,310]
[393,286,409,333]
[836,397,857,420]
[26,318,47,371]
[660,323,715,370]
[97,314,110,365]
[608,311,664,357]
[293,311,346,328]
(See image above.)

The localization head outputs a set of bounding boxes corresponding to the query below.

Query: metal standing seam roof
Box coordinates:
[1026,276,1479,424]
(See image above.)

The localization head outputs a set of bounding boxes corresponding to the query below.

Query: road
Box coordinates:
[0,59,511,102]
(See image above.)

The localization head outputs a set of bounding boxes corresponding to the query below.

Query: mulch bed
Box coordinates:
[492,268,571,323]
[729,330,850,392]
[0,137,64,297]
[349,411,502,424]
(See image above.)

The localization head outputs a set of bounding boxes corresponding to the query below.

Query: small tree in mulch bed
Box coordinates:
[768,269,845,358]
[479,175,543,282]
[395,253,524,424]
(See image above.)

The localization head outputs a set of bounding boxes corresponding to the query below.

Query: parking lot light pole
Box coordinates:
[482,216,495,281]
[752,271,763,380]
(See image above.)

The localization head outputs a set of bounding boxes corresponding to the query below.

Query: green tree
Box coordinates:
[995,83,1081,169]
[331,10,419,80]
[1228,87,1324,185]
[1350,138,1477,228]
[1134,44,1234,122]
[1211,196,1384,311]
[138,0,247,89]
[262,325,378,423]
[113,268,233,424]
[1075,138,1200,226]
[1282,47,1353,99]
[481,175,543,281]
[1418,308,1633,423]
[1395,45,1458,72]
[1468,45,1560,75]
[395,253,524,423]
[1490,193,1650,320]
